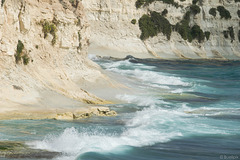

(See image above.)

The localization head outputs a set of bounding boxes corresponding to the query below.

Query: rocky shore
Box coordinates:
[0,106,117,120]
[0,141,60,159]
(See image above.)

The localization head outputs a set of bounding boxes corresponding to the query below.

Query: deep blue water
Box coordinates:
[0,56,240,160]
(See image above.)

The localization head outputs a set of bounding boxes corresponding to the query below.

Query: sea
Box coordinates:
[0,55,240,160]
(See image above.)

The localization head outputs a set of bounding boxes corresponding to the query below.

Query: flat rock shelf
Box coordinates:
[0,141,60,159]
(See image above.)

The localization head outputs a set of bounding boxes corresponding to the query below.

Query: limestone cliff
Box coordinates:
[83,0,240,59]
[0,0,109,112]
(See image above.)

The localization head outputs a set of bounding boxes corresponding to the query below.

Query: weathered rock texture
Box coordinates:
[0,141,60,159]
[55,106,117,120]
[0,0,110,113]
[83,0,240,59]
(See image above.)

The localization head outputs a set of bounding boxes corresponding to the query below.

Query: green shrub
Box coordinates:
[209,8,217,17]
[204,31,210,40]
[238,30,240,42]
[237,10,240,18]
[131,19,137,24]
[15,40,30,65]
[135,0,145,8]
[1,0,5,7]
[223,31,229,38]
[190,4,201,16]
[191,25,205,42]
[138,12,172,40]
[17,40,24,55]
[183,11,191,22]
[151,11,172,40]
[217,6,231,19]
[235,0,240,2]
[41,20,57,45]
[138,14,157,40]
[192,0,198,4]
[175,20,192,42]
[228,27,235,41]
[22,54,30,65]
[135,0,180,9]
[161,9,168,16]
[15,40,24,64]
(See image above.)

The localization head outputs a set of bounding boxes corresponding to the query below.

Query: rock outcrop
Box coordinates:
[0,0,110,112]
[55,106,117,120]
[83,0,240,59]
[0,141,60,159]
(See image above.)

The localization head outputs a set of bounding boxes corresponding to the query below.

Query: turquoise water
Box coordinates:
[1,56,240,160]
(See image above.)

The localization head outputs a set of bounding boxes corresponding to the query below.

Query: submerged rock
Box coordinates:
[0,141,60,159]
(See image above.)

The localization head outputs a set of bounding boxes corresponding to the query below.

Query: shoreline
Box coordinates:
[0,106,117,121]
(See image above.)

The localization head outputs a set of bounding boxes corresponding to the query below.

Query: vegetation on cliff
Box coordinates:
[139,14,157,40]
[131,19,137,24]
[15,40,30,65]
[238,30,240,42]
[1,0,5,7]
[217,6,231,19]
[209,8,217,17]
[136,0,180,9]
[139,11,172,40]
[190,4,201,16]
[135,1,223,43]
[41,20,58,45]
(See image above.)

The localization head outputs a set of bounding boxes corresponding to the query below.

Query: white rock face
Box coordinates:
[0,0,110,110]
[83,0,240,59]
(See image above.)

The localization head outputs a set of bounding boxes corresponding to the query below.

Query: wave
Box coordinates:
[29,103,231,160]
[132,69,190,86]
[116,94,169,108]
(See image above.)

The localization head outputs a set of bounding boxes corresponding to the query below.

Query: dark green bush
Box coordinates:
[175,20,192,42]
[135,0,145,8]
[138,12,172,40]
[15,40,30,65]
[131,19,137,24]
[183,11,191,22]
[17,40,24,55]
[15,40,24,63]
[223,31,229,38]
[228,27,235,41]
[190,4,201,16]
[139,14,157,40]
[238,30,240,42]
[235,0,240,2]
[135,0,180,9]
[190,25,205,42]
[217,6,231,19]
[161,9,168,16]
[209,8,217,17]
[237,10,240,18]
[151,11,172,40]
[192,0,198,4]
[1,0,5,7]
[204,31,210,40]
